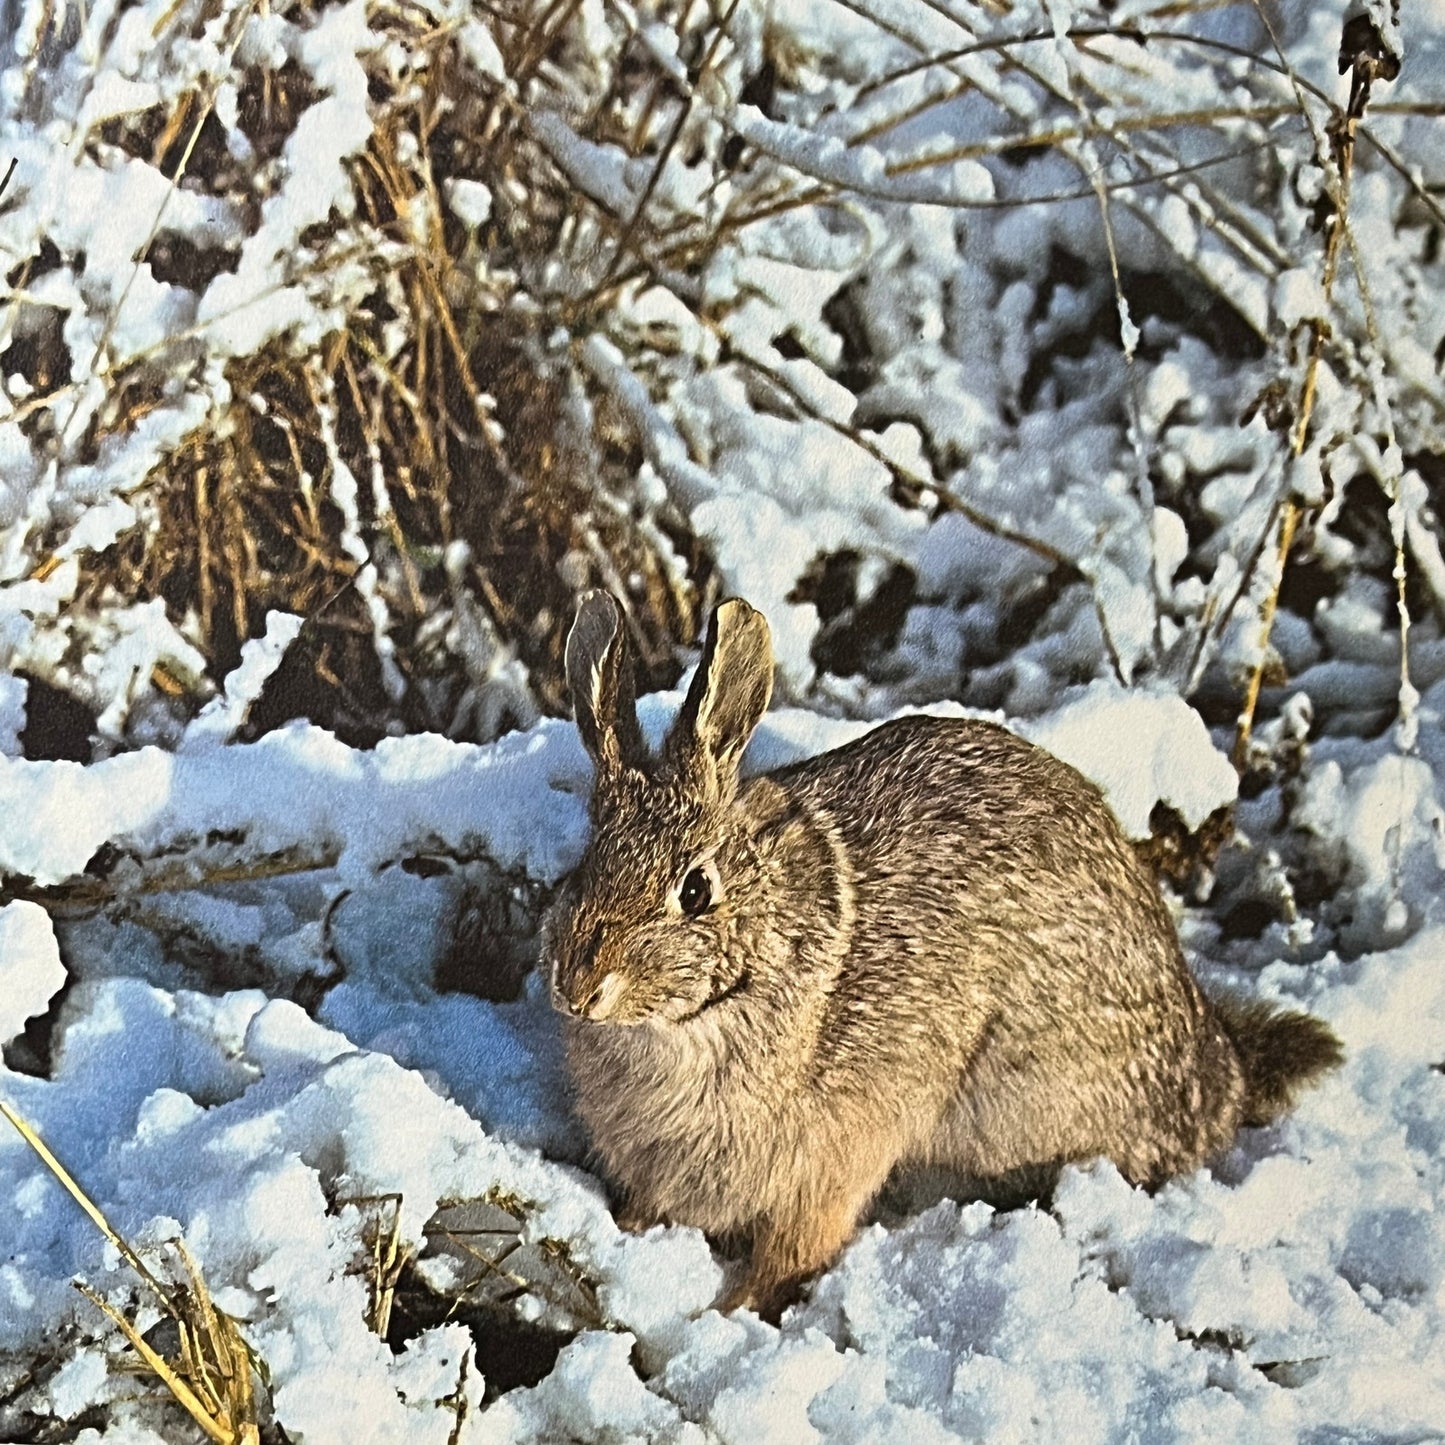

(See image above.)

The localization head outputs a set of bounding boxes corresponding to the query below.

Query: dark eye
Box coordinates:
[678,865,714,917]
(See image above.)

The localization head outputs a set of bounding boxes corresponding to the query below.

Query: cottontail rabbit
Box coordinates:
[543,592,1342,1317]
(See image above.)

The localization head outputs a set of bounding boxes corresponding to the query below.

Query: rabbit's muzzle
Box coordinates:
[554,962,630,1021]
[547,921,636,1023]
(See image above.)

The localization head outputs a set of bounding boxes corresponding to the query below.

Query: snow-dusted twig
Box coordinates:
[1231,0,1400,770]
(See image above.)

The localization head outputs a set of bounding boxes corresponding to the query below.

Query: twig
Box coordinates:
[1231,4,1395,769]
[587,0,745,301]
[0,1100,169,1300]
[4,845,342,918]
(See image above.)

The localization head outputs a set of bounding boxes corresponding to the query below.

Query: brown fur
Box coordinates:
[542,592,1344,1317]
[1212,996,1345,1128]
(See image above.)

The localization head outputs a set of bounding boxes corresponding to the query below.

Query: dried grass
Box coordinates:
[0,1100,263,1445]
[70,1,707,748]
[346,1193,411,1338]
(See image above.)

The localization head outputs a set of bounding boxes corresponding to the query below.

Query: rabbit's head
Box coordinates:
[544,591,774,1025]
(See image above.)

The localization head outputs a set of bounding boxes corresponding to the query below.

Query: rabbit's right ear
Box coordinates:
[566,591,646,774]
[668,598,773,789]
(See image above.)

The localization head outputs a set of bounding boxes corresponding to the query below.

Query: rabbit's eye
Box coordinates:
[678,861,717,917]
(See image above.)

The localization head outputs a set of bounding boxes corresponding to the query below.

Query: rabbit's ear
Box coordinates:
[566,591,646,773]
[669,598,773,783]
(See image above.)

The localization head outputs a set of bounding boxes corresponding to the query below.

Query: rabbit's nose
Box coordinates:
[575,970,627,1021]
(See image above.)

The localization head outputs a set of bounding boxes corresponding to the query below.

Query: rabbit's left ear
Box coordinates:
[567,590,646,774]
[668,598,773,786]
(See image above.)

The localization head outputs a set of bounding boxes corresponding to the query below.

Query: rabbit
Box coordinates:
[542,590,1343,1318]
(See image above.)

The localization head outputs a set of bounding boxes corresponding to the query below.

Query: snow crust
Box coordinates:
[1026,681,1238,836]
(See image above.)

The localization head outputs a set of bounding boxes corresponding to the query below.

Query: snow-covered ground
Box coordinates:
[2,0,1444,1439]
[2,668,1443,1443]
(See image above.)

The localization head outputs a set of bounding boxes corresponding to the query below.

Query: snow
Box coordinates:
[445,178,494,231]
[186,611,304,748]
[481,1330,704,1443]
[2,0,1444,1439]
[1026,681,1238,836]
[0,901,65,1045]
[0,671,25,756]
[0,718,591,888]
[1293,749,1445,946]
[2,681,1443,1441]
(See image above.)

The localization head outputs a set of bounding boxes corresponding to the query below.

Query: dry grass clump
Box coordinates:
[0,1100,264,1445]
[65,0,712,749]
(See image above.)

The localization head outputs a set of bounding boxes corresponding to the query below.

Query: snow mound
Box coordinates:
[1026,681,1239,836]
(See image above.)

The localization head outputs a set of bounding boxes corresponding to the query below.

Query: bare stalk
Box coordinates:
[1232,7,1398,769]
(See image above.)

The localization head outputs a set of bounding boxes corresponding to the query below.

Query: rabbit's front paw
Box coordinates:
[614,1197,663,1234]
[718,1200,862,1321]
[716,1273,798,1323]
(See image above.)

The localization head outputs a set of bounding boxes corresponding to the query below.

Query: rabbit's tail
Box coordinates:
[1215,997,1344,1127]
